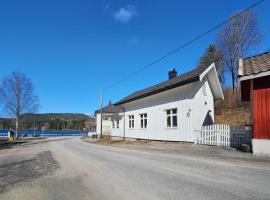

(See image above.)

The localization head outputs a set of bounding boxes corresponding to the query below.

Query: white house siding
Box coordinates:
[96,114,113,136]
[111,79,214,142]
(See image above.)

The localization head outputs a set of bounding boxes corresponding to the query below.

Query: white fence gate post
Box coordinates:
[217,124,220,146]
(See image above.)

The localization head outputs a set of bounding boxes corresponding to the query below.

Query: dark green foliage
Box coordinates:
[0,113,95,131]
[198,44,226,86]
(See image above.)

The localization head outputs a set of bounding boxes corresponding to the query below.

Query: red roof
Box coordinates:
[240,51,270,77]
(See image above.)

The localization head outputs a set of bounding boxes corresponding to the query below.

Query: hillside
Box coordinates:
[214,105,251,126]
[214,88,251,126]
[0,113,95,131]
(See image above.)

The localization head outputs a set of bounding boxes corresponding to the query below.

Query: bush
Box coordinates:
[242,144,251,152]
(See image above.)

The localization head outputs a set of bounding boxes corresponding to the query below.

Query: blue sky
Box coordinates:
[0,0,269,115]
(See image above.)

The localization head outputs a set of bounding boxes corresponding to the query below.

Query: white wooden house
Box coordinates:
[95,63,223,142]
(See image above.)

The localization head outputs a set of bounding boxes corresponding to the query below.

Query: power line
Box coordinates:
[103,0,264,91]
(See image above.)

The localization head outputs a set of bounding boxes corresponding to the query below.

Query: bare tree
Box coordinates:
[0,72,39,138]
[217,11,262,92]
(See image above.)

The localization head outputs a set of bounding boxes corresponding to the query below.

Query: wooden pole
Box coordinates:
[100,90,103,139]
[123,107,125,141]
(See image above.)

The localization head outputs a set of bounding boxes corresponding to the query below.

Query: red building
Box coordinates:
[239,51,270,155]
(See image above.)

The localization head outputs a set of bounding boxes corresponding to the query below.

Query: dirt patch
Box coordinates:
[0,151,59,193]
[0,137,45,150]
[82,137,270,163]
[81,136,151,145]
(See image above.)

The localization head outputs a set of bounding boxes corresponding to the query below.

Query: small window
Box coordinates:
[140,113,147,128]
[112,120,115,128]
[128,115,134,128]
[116,120,119,128]
[166,108,177,128]
[203,83,207,96]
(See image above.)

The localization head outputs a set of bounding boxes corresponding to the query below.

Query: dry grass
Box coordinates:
[215,106,250,125]
[214,87,251,126]
[0,137,43,146]
[81,136,151,145]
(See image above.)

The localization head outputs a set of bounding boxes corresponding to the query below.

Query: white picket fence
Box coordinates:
[195,124,252,149]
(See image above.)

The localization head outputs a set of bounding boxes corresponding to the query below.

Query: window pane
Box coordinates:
[132,120,134,128]
[144,114,147,118]
[166,110,171,115]
[129,120,131,128]
[173,116,177,127]
[167,116,171,127]
[144,119,147,128]
[172,109,177,114]
[141,119,143,128]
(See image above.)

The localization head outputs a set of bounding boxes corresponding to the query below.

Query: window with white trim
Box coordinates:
[166,108,177,128]
[128,115,134,128]
[140,113,147,128]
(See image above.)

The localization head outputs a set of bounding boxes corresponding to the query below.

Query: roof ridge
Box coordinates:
[114,64,210,105]
[119,66,201,97]
[243,50,270,60]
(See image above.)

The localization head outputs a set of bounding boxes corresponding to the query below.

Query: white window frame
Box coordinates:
[128,115,134,129]
[166,108,178,128]
[140,113,147,129]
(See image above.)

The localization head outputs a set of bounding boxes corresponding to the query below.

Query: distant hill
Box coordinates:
[22,113,91,120]
[0,113,96,131]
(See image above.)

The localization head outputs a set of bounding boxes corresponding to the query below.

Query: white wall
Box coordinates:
[110,80,214,142]
[96,113,113,135]
[252,139,270,155]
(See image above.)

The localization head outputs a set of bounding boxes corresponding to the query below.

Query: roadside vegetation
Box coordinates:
[197,10,261,126]
[0,72,39,139]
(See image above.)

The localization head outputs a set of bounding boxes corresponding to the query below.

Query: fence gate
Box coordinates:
[195,124,252,149]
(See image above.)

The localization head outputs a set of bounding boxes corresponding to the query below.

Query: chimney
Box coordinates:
[238,58,243,76]
[168,68,177,79]
[109,100,112,105]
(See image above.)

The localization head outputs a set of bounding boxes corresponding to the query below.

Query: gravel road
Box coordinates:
[0,136,269,200]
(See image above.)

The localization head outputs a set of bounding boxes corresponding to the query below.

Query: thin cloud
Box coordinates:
[114,5,137,23]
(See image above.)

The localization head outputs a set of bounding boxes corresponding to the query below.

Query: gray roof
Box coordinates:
[114,64,209,105]
[95,103,124,114]
[241,51,270,76]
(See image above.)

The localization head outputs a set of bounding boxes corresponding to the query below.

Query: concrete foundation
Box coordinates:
[252,139,270,155]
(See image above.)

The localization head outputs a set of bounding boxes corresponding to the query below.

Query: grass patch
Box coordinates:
[0,137,44,149]
[81,136,151,145]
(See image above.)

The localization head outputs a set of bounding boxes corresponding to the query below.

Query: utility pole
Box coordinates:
[100,90,103,139]
[123,107,125,141]
[34,114,36,136]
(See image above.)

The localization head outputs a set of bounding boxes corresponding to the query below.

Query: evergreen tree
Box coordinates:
[198,44,226,87]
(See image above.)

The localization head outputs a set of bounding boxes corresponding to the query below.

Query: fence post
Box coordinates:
[217,124,220,146]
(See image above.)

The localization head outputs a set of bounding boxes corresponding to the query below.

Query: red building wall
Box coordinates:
[253,75,270,139]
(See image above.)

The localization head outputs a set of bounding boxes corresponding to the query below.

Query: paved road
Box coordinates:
[0,137,270,200]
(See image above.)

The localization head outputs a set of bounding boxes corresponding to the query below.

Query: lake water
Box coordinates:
[0,130,87,138]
